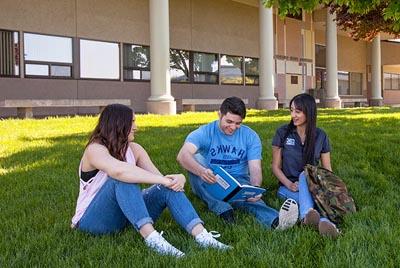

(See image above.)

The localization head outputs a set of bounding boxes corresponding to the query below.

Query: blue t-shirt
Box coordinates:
[272,124,331,182]
[185,120,262,179]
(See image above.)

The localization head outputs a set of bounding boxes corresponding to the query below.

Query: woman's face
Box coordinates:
[128,114,137,142]
[290,102,307,127]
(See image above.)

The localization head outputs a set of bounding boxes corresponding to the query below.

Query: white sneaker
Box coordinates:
[195,229,232,250]
[276,198,299,230]
[145,231,185,257]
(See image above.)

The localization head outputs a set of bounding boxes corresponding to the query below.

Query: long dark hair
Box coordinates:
[87,104,133,161]
[288,93,317,165]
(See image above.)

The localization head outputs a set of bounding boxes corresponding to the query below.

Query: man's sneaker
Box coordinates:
[302,208,320,229]
[195,229,232,250]
[319,221,340,239]
[145,230,185,257]
[275,198,299,230]
[219,209,235,224]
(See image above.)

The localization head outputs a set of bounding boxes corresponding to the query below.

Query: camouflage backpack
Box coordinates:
[304,164,356,224]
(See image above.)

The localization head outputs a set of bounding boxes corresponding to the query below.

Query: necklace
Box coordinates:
[298,132,306,145]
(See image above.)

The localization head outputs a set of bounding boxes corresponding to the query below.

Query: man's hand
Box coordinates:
[165,174,186,192]
[287,181,299,192]
[200,168,217,183]
[247,194,262,202]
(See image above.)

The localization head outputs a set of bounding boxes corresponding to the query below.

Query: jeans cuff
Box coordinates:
[320,217,334,224]
[271,217,279,229]
[185,218,204,234]
[215,206,234,215]
[135,217,154,231]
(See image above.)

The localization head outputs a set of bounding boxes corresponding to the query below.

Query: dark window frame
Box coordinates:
[338,71,363,96]
[338,71,350,95]
[315,68,363,95]
[123,43,150,82]
[192,51,219,85]
[23,31,74,79]
[384,72,400,90]
[0,29,20,78]
[170,48,260,86]
[220,54,244,86]
[24,61,73,79]
[315,43,326,68]
[170,48,191,83]
[349,72,363,95]
[291,75,299,84]
[79,38,120,81]
[244,57,259,86]
[169,49,259,86]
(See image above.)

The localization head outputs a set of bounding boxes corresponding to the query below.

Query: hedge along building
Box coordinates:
[0,0,400,117]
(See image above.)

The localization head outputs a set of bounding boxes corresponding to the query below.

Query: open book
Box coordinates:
[204,166,266,202]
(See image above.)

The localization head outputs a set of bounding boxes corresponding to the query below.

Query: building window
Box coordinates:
[384,73,400,90]
[244,57,259,85]
[393,74,400,90]
[24,33,72,78]
[0,30,19,77]
[316,69,362,95]
[170,49,190,83]
[384,73,391,90]
[291,75,298,84]
[315,44,327,95]
[123,44,150,81]
[80,39,119,80]
[220,55,243,85]
[315,44,326,68]
[193,52,218,84]
[338,71,363,95]
[315,68,326,90]
[338,71,349,95]
[349,72,362,95]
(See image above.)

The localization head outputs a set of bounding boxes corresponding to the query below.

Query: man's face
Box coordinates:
[218,112,243,135]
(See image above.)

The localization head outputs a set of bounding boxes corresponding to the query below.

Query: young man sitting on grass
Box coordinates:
[177,96,298,230]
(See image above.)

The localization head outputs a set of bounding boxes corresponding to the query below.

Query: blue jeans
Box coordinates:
[188,154,278,228]
[78,178,203,235]
[277,172,332,224]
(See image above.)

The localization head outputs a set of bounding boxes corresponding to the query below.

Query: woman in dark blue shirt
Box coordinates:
[271,93,339,238]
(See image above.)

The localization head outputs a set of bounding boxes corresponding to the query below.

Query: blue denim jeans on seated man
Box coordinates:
[277,172,333,224]
[189,154,279,228]
[78,177,203,235]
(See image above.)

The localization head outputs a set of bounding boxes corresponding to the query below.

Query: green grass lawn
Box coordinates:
[1,107,400,267]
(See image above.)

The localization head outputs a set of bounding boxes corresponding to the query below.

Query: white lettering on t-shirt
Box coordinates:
[285,138,295,146]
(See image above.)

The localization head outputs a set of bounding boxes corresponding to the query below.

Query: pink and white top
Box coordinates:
[71,146,136,227]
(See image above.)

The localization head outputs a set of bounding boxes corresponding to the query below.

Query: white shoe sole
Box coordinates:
[276,198,299,230]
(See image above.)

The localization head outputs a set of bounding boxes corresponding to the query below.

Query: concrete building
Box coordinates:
[1,0,399,117]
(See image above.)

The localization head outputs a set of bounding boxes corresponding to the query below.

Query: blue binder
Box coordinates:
[204,166,266,202]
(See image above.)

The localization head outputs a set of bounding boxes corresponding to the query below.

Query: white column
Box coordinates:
[370,33,384,106]
[146,0,176,114]
[324,9,341,108]
[257,2,278,110]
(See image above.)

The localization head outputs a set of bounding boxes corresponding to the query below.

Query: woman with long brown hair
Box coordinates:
[71,104,230,257]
